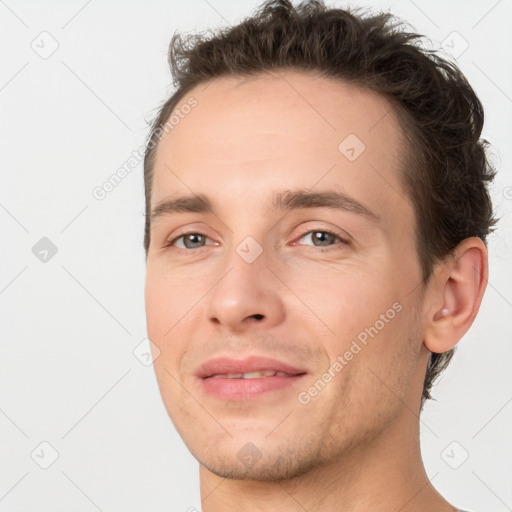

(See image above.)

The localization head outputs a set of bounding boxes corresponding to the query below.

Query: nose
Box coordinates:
[206,248,286,333]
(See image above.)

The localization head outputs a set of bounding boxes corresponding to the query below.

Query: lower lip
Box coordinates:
[201,374,306,400]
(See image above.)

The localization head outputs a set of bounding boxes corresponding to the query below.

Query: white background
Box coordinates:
[1,1,511,511]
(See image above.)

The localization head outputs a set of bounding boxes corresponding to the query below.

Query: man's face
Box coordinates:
[145,71,431,480]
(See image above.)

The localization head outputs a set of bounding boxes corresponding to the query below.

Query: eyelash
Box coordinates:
[163,228,349,252]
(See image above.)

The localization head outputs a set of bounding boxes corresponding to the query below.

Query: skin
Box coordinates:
[144,70,488,511]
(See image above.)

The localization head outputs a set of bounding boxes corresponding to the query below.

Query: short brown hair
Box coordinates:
[143,0,497,407]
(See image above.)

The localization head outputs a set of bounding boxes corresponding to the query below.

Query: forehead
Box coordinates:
[151,70,412,225]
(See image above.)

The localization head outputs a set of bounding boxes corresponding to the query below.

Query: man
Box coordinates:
[143,1,496,510]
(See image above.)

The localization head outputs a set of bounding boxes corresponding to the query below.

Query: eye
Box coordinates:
[163,228,348,252]
[165,231,215,250]
[294,229,348,249]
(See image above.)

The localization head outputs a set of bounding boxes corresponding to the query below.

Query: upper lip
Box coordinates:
[196,356,307,378]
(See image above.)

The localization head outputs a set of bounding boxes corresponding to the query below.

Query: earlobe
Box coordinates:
[423,237,488,354]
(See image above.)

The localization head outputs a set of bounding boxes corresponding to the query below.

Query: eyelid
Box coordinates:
[164,226,350,252]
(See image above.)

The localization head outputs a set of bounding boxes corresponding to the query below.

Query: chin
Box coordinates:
[197,444,323,482]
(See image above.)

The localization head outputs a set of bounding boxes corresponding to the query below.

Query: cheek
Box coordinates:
[351,302,420,401]
[321,307,419,435]
[286,267,399,343]
[299,268,411,393]
[144,269,192,373]
[145,265,196,333]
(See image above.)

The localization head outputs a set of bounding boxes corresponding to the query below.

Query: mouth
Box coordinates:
[208,370,300,379]
[196,356,307,400]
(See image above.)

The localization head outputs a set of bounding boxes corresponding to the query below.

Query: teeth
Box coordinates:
[211,370,294,379]
[242,371,276,378]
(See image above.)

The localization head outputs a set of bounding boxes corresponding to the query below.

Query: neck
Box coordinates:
[199,407,457,512]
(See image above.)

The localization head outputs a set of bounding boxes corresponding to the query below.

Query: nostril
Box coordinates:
[251,314,264,320]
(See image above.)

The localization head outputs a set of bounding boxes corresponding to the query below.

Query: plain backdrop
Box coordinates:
[1,1,511,511]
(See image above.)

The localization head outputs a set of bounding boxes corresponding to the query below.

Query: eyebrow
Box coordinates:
[150,189,379,223]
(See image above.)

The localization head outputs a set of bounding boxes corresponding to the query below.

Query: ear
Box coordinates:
[423,237,488,353]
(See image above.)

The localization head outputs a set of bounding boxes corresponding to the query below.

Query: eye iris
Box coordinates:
[183,233,205,249]
[313,231,336,246]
